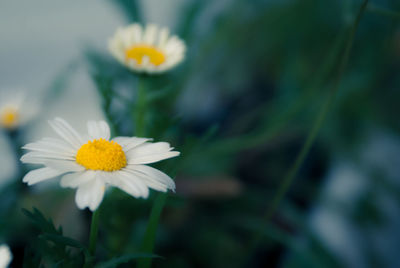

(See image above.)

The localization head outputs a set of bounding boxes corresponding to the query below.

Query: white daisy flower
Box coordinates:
[0,244,12,268]
[109,23,186,74]
[0,89,38,130]
[21,118,179,211]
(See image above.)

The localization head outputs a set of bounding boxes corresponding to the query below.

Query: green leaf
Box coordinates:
[39,233,86,250]
[21,207,62,235]
[96,253,161,268]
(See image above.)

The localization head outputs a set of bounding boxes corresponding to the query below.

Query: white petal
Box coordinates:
[126,142,180,164]
[124,168,168,192]
[127,151,180,165]
[41,137,76,154]
[87,120,110,140]
[22,139,75,157]
[143,24,158,45]
[61,170,96,188]
[48,118,83,148]
[21,152,75,164]
[158,27,170,48]
[75,175,105,211]
[22,167,65,186]
[44,159,84,173]
[126,165,175,191]
[110,171,149,198]
[0,244,12,268]
[112,137,151,151]
[130,23,143,44]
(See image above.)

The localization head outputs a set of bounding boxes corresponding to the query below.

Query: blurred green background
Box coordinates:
[1,0,400,267]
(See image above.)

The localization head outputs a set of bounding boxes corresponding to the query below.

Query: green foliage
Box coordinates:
[22,208,86,267]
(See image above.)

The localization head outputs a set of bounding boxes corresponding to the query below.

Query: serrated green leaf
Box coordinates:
[40,234,85,249]
[21,207,62,235]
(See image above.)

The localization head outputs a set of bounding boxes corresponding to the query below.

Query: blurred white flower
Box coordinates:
[0,244,12,268]
[0,89,38,130]
[109,23,186,74]
[21,118,179,211]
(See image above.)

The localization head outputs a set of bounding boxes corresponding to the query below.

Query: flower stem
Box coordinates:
[135,75,147,137]
[89,209,100,255]
[84,209,100,267]
[244,0,369,263]
[138,192,168,268]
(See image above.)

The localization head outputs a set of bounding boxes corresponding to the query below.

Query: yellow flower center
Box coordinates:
[0,107,19,129]
[125,45,166,66]
[76,138,127,172]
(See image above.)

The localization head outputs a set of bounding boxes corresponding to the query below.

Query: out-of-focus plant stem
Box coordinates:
[245,0,369,263]
[138,192,168,268]
[367,3,400,19]
[135,75,147,137]
[85,208,100,268]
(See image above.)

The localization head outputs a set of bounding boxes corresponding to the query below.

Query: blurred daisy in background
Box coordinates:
[0,89,39,131]
[21,118,179,211]
[0,244,12,268]
[109,23,186,74]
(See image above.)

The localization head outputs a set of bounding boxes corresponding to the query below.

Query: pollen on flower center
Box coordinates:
[125,45,166,66]
[0,107,19,128]
[76,138,127,172]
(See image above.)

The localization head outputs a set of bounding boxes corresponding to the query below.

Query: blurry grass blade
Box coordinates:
[201,31,346,156]
[263,0,369,230]
[177,0,208,40]
[135,75,148,137]
[138,192,168,268]
[238,218,323,268]
[241,0,369,262]
[96,253,160,268]
[367,4,400,19]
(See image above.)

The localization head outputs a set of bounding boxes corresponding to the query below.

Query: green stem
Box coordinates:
[367,4,400,19]
[138,192,168,268]
[265,0,368,227]
[85,209,100,267]
[135,75,147,137]
[245,0,369,262]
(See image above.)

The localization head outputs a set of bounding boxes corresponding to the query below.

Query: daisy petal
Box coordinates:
[126,142,180,164]
[143,24,158,45]
[23,167,65,186]
[75,175,105,211]
[44,159,84,173]
[87,120,110,140]
[49,118,83,148]
[61,170,96,188]
[124,168,168,192]
[112,137,151,151]
[23,139,75,156]
[126,164,175,191]
[110,171,149,198]
[21,152,75,164]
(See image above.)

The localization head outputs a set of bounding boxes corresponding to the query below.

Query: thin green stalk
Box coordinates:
[138,193,168,268]
[85,209,100,267]
[264,0,368,227]
[245,0,369,263]
[135,75,147,137]
[367,3,400,19]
